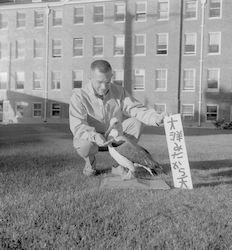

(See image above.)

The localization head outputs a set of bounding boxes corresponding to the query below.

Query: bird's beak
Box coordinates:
[105,124,114,138]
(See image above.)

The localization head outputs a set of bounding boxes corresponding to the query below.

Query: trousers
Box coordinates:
[73,117,143,159]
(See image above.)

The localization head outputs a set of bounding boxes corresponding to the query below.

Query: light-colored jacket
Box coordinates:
[69,82,159,144]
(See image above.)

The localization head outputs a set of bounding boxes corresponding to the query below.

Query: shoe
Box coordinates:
[83,156,97,177]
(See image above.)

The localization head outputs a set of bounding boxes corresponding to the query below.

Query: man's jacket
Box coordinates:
[69,82,159,144]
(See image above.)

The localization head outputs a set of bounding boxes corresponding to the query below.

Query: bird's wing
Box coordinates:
[114,138,160,171]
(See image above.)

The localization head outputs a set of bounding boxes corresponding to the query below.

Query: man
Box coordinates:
[69,60,167,177]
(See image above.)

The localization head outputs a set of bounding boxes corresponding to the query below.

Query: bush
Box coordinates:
[211,119,232,129]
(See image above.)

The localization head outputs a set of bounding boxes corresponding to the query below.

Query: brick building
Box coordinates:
[0,0,231,126]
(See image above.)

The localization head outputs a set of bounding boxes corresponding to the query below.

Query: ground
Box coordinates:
[0,123,232,250]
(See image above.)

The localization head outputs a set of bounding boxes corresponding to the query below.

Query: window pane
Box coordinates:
[94,37,103,45]
[74,81,82,88]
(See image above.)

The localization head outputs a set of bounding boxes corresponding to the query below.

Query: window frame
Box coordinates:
[113,69,124,87]
[0,13,8,30]
[182,104,195,121]
[93,5,105,24]
[114,3,126,23]
[183,69,195,91]
[157,0,169,21]
[16,12,26,29]
[133,69,145,91]
[34,40,43,59]
[134,34,146,56]
[156,33,168,56]
[114,35,125,56]
[207,68,220,92]
[51,102,61,118]
[135,2,147,22]
[16,40,25,59]
[74,6,84,25]
[206,104,219,122]
[155,69,167,91]
[15,72,25,90]
[93,36,104,57]
[52,39,62,58]
[154,103,166,114]
[208,32,221,55]
[73,70,83,90]
[33,102,42,118]
[209,0,222,19]
[51,71,61,90]
[53,9,62,27]
[0,72,7,90]
[73,37,84,57]
[184,33,197,56]
[15,103,24,118]
[33,71,42,90]
[0,42,8,60]
[34,10,44,28]
[185,0,198,20]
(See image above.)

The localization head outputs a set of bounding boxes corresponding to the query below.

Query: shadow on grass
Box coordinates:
[190,160,232,170]
[194,180,232,188]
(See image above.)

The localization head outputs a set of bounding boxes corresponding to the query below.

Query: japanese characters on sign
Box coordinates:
[164,114,193,189]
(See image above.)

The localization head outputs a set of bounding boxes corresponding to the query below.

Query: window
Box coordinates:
[209,0,221,18]
[155,69,167,90]
[158,0,169,20]
[16,72,24,90]
[154,103,166,114]
[93,36,104,56]
[73,38,83,57]
[53,9,62,26]
[184,33,196,55]
[185,0,197,19]
[113,70,124,86]
[157,33,168,55]
[73,70,83,89]
[0,42,7,60]
[17,12,26,28]
[0,13,8,29]
[52,72,61,90]
[51,103,61,118]
[207,69,219,91]
[94,5,104,23]
[135,2,147,22]
[16,40,25,59]
[134,69,145,90]
[182,104,194,121]
[15,104,23,118]
[34,11,44,27]
[33,103,42,118]
[208,32,220,54]
[34,40,43,58]
[183,69,195,91]
[74,7,84,24]
[135,34,146,55]
[115,3,125,22]
[52,39,62,58]
[114,36,124,56]
[0,72,7,90]
[33,71,42,90]
[206,105,218,121]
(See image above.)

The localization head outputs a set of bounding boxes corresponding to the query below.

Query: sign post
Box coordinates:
[164,114,193,189]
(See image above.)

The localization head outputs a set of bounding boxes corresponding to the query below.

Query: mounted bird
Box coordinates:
[105,117,167,180]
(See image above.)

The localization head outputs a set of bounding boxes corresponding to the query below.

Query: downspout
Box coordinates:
[44,4,51,122]
[198,0,207,126]
[177,0,184,114]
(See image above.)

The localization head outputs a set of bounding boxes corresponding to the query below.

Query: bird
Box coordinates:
[104,117,167,180]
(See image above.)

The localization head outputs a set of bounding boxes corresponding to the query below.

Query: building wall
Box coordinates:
[0,0,232,126]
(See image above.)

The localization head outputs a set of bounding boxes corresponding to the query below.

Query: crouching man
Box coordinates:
[69,60,167,176]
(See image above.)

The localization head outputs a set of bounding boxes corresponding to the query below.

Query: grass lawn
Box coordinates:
[0,123,232,250]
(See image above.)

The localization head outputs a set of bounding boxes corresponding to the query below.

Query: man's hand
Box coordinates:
[154,112,169,126]
[93,133,113,147]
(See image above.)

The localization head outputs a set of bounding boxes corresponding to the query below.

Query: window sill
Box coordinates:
[113,54,124,57]
[33,89,42,91]
[157,19,169,21]
[155,89,167,91]
[93,55,104,57]
[183,89,195,92]
[134,54,146,57]
[114,21,125,23]
[133,89,145,91]
[73,56,84,58]
[34,26,44,28]
[93,22,105,24]
[51,89,61,91]
[184,53,196,56]
[207,53,220,56]
[135,20,147,23]
[74,23,84,25]
[185,18,197,21]
[206,89,219,92]
[156,54,168,56]
[208,17,222,20]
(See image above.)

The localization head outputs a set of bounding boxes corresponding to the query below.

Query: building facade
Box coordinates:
[0,0,231,126]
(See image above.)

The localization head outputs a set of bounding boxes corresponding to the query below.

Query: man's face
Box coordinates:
[90,68,113,96]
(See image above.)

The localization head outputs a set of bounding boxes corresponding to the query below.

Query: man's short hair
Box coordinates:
[91,60,112,73]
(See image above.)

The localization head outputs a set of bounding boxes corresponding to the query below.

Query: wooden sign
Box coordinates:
[164,114,193,189]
